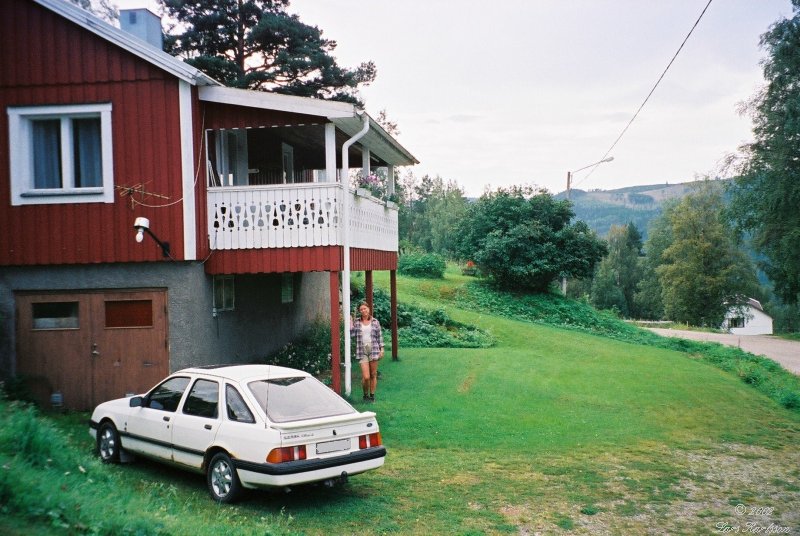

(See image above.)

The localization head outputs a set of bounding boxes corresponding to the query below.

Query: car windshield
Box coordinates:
[247,376,355,423]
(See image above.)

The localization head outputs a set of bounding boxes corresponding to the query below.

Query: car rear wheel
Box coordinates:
[207,452,242,503]
[97,422,120,463]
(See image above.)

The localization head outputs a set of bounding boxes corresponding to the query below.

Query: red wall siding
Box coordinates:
[205,246,341,274]
[351,249,398,271]
[204,247,396,275]
[0,0,185,266]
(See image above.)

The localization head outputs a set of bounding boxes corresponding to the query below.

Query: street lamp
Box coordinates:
[566,156,614,200]
[562,156,614,295]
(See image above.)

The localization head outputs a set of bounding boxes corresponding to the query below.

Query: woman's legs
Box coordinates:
[369,360,379,397]
[359,359,371,397]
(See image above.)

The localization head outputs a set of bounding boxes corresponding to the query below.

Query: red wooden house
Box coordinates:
[0,0,416,410]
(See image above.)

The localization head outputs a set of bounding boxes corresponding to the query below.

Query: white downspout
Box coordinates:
[341,112,370,397]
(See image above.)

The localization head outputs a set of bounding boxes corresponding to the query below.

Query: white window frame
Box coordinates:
[281,273,294,304]
[213,275,235,312]
[7,103,114,205]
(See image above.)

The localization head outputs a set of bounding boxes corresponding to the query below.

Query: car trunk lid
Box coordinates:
[270,411,379,453]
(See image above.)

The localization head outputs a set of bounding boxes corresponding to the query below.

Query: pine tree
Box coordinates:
[162,0,376,105]
[68,0,117,22]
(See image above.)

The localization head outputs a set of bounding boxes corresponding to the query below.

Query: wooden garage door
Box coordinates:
[16,290,169,411]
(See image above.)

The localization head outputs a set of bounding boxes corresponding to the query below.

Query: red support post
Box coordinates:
[365,270,374,314]
[390,269,399,360]
[329,271,341,393]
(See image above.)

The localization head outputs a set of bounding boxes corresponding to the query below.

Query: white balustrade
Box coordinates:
[207,183,397,252]
[349,190,399,251]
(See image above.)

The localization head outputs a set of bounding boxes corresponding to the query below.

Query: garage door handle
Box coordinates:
[163,416,170,422]
[204,424,212,430]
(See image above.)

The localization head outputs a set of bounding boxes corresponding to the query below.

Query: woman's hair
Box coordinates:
[357,302,372,318]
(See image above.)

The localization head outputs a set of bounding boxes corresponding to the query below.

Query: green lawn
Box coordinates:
[4,270,800,535]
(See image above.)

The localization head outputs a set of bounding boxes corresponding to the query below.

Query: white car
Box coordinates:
[89,364,385,502]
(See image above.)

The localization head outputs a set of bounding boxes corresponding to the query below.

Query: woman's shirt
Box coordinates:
[351,317,384,359]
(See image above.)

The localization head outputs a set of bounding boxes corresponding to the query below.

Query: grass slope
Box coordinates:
[2,269,799,534]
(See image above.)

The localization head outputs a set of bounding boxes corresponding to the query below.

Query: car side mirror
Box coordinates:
[129,396,143,408]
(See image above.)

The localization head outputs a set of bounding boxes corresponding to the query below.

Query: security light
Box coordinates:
[132,217,171,258]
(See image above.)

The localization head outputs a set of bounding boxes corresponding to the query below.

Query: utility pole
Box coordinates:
[562,157,614,295]
[561,170,572,295]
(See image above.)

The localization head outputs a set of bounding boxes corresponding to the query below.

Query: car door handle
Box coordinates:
[204,424,212,430]
[163,416,170,422]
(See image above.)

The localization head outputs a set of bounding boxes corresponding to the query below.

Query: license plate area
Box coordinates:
[316,438,351,455]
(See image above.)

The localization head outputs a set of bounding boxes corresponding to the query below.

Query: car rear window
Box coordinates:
[247,376,355,423]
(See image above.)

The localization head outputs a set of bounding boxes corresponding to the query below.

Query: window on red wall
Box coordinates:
[7,103,114,205]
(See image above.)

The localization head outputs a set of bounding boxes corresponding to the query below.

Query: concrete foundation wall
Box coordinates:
[0,263,331,379]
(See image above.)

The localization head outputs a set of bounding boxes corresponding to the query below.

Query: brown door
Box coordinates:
[15,290,169,411]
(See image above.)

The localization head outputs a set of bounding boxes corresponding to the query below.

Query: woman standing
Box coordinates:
[351,302,384,402]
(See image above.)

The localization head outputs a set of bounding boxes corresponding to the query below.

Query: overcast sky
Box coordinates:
[117,0,793,196]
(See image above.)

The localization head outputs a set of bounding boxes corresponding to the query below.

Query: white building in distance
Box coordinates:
[722,298,773,336]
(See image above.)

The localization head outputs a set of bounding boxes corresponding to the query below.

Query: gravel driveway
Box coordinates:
[646,328,800,375]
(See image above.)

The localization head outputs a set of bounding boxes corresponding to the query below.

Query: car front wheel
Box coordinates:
[207,452,242,503]
[97,422,120,463]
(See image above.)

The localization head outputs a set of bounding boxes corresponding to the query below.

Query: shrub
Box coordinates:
[264,322,333,376]
[736,362,766,386]
[398,253,446,279]
[778,389,800,409]
[453,186,607,291]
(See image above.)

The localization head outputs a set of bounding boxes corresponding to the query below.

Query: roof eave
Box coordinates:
[198,87,418,166]
[332,115,419,167]
[198,85,357,118]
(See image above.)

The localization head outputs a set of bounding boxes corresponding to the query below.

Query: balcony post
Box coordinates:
[324,123,336,183]
[391,269,399,360]
[365,270,373,314]
[387,165,395,196]
[362,148,371,179]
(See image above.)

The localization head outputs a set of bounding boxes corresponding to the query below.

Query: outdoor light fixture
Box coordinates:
[133,217,171,258]
[566,156,614,200]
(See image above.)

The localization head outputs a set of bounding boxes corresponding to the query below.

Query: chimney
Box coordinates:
[119,9,163,50]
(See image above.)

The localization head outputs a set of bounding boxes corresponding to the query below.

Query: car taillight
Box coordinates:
[358,432,382,449]
[266,445,307,463]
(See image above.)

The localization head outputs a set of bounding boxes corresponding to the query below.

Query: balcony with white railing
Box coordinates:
[207,183,398,252]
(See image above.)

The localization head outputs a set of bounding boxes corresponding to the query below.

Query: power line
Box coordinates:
[574,0,714,189]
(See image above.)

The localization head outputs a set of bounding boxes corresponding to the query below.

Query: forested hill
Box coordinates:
[557,180,725,239]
